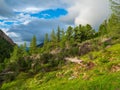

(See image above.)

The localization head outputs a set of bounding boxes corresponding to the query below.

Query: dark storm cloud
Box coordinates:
[4,0,65,10]
[0,0,14,17]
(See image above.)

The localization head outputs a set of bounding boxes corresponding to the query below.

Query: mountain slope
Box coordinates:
[0,30,15,63]
[1,42,120,90]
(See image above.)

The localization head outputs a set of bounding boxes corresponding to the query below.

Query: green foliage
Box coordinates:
[0,37,13,63]
[60,30,66,48]
[20,42,28,57]
[108,0,120,37]
[44,33,49,45]
[110,0,120,21]
[98,20,108,36]
[73,24,96,43]
[66,26,73,41]
[43,33,50,51]
[29,35,37,54]
[10,45,19,63]
[50,30,57,42]
[57,26,61,42]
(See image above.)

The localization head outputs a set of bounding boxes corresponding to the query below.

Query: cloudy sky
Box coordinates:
[0,0,110,45]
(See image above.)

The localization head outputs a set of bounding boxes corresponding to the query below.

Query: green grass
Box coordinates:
[1,44,120,90]
[1,71,120,90]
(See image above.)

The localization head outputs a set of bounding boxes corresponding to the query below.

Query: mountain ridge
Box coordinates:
[0,29,15,63]
[0,30,15,45]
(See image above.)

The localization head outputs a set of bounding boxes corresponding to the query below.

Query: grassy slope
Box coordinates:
[1,43,120,90]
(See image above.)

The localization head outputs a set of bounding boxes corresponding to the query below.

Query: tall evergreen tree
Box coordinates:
[43,33,49,50]
[44,33,49,45]
[19,42,28,57]
[57,26,61,42]
[85,24,96,39]
[60,30,66,48]
[74,25,81,42]
[109,0,120,36]
[110,0,120,21]
[50,30,57,42]
[10,45,19,62]
[98,20,108,36]
[66,26,73,41]
[30,35,37,54]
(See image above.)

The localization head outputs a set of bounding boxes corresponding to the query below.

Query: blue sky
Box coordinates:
[30,8,68,19]
[0,0,110,45]
[0,8,68,28]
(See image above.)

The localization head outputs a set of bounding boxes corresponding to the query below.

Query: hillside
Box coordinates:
[1,42,120,90]
[0,17,120,90]
[0,21,120,90]
[0,30,15,63]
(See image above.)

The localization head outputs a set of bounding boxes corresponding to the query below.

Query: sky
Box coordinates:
[0,0,111,45]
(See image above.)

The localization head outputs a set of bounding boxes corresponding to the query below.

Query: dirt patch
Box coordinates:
[111,64,120,72]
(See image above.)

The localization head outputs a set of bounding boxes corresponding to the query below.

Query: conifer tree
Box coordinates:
[43,33,49,50]
[110,0,120,21]
[109,0,120,35]
[98,20,108,36]
[74,26,81,42]
[10,45,19,62]
[66,26,73,41]
[50,30,57,42]
[60,30,66,48]
[44,33,49,45]
[20,42,28,57]
[57,26,61,42]
[30,35,37,54]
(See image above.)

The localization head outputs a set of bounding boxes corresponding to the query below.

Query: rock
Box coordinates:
[68,76,76,80]
[79,42,92,56]
[65,57,83,64]
[111,64,120,72]
[86,62,95,70]
[101,38,112,43]
[50,48,61,54]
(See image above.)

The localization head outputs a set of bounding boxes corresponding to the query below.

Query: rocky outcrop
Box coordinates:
[78,42,92,56]
[0,29,15,45]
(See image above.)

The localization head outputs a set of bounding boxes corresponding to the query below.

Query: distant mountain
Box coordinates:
[37,43,44,47]
[0,29,15,63]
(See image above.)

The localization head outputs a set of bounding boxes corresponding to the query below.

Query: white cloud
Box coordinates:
[1,0,110,26]
[0,0,111,45]
[60,0,110,27]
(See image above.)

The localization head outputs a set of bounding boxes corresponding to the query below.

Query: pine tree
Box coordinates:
[98,20,108,36]
[30,35,37,54]
[57,26,61,42]
[85,24,95,39]
[109,0,120,36]
[50,30,57,48]
[44,33,49,45]
[74,26,81,42]
[10,45,19,62]
[110,0,120,21]
[43,33,49,50]
[66,26,73,41]
[20,42,27,57]
[50,29,57,42]
[60,30,66,48]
